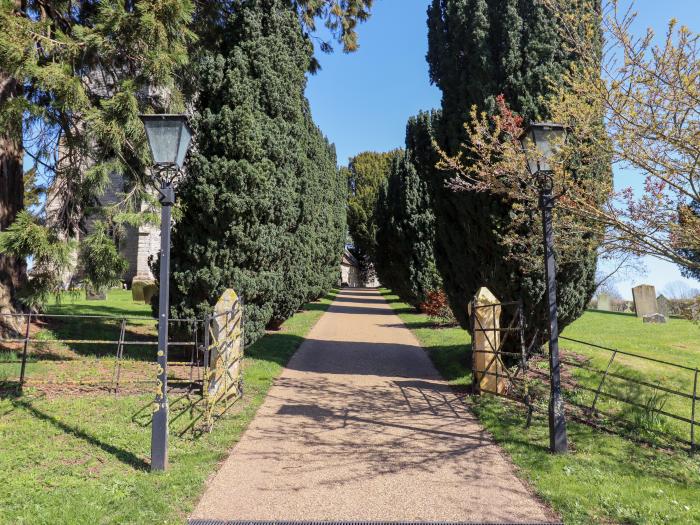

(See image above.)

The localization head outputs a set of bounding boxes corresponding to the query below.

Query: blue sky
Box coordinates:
[306,0,700,299]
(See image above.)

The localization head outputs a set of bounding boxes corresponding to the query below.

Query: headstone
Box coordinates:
[469,287,506,395]
[597,293,611,311]
[632,284,658,318]
[643,313,667,324]
[132,277,155,302]
[656,294,671,318]
[142,283,158,305]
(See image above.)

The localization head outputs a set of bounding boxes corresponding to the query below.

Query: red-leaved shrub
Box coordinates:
[419,290,458,326]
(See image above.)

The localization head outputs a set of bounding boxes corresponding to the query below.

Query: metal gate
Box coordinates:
[468,290,540,422]
[202,290,245,430]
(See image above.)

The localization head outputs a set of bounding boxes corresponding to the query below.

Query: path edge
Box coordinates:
[377,288,561,524]
[185,289,341,522]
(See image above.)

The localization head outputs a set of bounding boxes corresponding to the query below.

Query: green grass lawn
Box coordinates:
[1,290,162,388]
[559,311,699,446]
[0,289,337,525]
[45,288,157,318]
[381,289,700,525]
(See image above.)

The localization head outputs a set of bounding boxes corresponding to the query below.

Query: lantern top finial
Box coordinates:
[140,114,193,171]
[521,121,567,176]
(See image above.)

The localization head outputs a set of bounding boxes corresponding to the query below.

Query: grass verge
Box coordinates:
[381,289,700,525]
[0,290,337,525]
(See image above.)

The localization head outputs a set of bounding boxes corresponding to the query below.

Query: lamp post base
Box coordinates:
[151,402,169,470]
[549,392,568,453]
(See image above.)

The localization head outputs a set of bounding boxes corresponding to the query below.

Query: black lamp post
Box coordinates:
[139,114,193,471]
[521,122,568,454]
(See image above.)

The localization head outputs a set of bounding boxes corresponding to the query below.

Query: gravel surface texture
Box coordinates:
[191,289,557,523]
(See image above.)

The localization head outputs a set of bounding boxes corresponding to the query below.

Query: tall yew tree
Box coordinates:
[425,0,606,334]
[169,0,345,342]
[295,118,347,304]
[374,115,441,307]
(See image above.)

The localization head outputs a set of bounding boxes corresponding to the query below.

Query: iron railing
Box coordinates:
[465,299,698,452]
[0,311,204,393]
[0,298,246,434]
[558,336,698,451]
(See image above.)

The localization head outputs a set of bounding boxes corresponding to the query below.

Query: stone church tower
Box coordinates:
[45,171,160,287]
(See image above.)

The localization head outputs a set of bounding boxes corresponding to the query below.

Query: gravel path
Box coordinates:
[190,288,557,523]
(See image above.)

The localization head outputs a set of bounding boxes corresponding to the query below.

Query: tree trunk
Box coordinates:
[0,70,26,316]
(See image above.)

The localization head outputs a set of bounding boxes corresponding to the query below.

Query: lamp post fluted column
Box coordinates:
[521,121,569,454]
[151,181,175,471]
[539,174,568,454]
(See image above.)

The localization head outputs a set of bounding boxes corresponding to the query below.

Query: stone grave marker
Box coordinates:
[131,277,155,302]
[632,284,658,318]
[656,294,671,318]
[643,313,667,324]
[143,283,158,305]
[597,293,611,311]
[85,286,106,300]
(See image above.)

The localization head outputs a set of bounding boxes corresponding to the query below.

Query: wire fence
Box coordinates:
[467,297,698,452]
[557,336,698,451]
[0,312,204,394]
[0,294,245,435]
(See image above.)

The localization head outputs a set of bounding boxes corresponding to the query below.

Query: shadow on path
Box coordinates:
[191,288,556,523]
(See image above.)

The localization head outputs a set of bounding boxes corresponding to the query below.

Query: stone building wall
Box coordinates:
[108,178,160,284]
[122,219,159,282]
[46,170,160,286]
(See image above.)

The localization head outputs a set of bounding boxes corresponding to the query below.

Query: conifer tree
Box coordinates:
[346,150,399,264]
[169,0,345,342]
[374,116,441,307]
[270,105,346,327]
[425,0,605,333]
[0,66,24,316]
[0,0,371,314]
[297,119,347,301]
[0,0,195,308]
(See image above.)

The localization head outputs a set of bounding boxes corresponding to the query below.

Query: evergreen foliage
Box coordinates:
[0,210,75,308]
[0,0,196,236]
[346,150,399,263]
[297,118,347,301]
[425,0,604,333]
[78,222,129,295]
[294,0,373,53]
[0,0,195,309]
[168,0,345,343]
[374,116,441,307]
[1,0,372,316]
